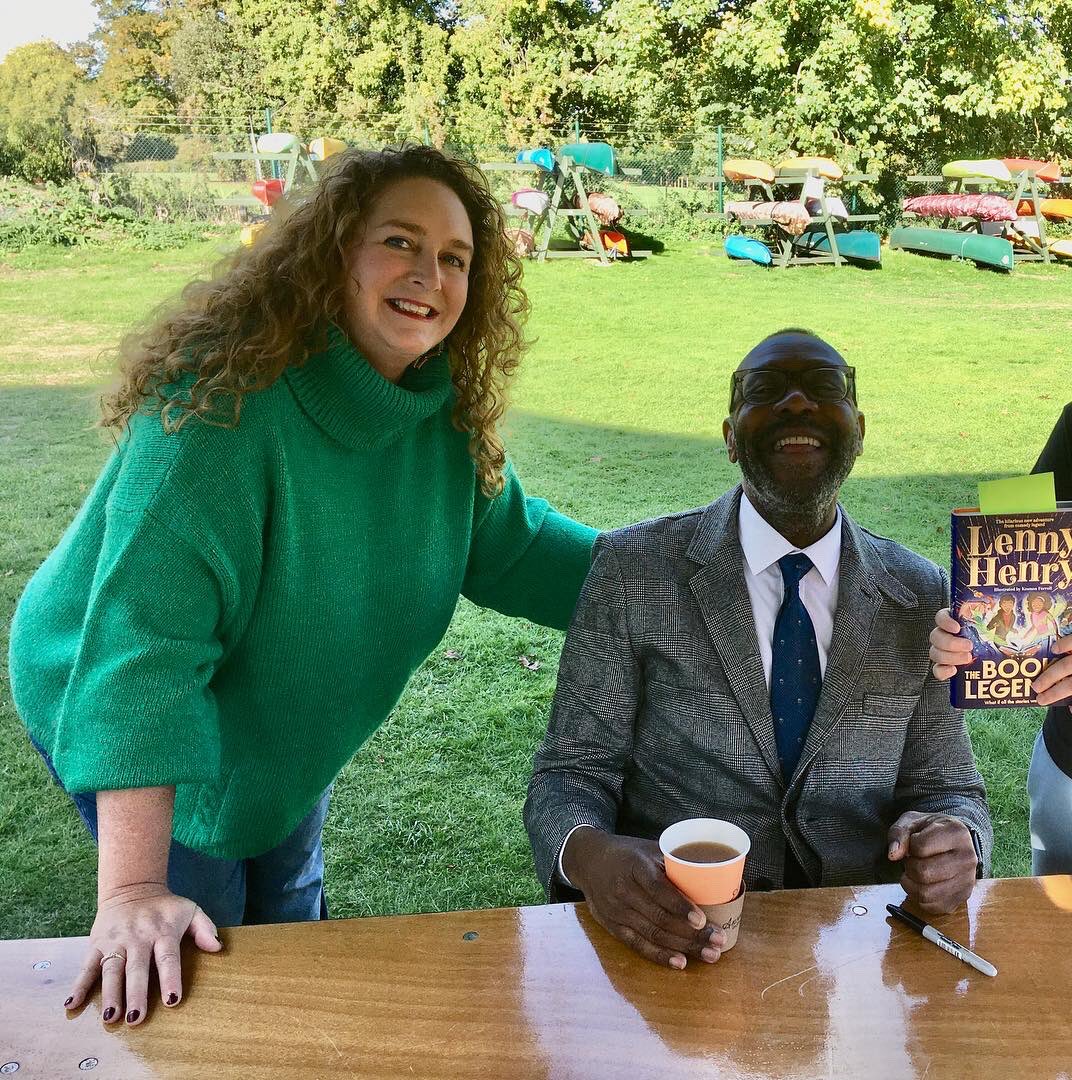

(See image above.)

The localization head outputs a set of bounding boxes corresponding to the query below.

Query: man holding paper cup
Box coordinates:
[524,329,992,969]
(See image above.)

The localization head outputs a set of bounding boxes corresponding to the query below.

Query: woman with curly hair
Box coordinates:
[8,145,597,1026]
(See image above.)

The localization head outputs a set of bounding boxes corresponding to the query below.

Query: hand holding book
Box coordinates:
[937,471,1072,709]
[931,612,1072,707]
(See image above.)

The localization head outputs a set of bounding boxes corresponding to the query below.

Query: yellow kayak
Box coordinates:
[309,137,346,162]
[1018,197,1072,220]
[1049,239,1072,259]
[240,222,267,247]
[776,156,843,179]
[942,159,1012,181]
[723,158,775,183]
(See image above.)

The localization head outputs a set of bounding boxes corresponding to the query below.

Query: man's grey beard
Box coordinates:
[734,428,861,535]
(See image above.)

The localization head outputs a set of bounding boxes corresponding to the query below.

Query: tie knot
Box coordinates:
[778,552,813,591]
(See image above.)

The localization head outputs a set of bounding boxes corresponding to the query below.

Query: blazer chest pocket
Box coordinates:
[863,693,919,720]
[839,693,917,762]
[640,679,756,760]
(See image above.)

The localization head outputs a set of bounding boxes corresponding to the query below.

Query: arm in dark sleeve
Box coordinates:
[1033,402,1072,500]
[1034,402,1072,765]
[462,460,598,629]
[523,534,640,900]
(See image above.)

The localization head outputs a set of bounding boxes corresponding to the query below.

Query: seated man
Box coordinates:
[524,328,992,970]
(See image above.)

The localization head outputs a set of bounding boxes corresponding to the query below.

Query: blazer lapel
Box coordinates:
[687,488,784,784]
[792,512,916,783]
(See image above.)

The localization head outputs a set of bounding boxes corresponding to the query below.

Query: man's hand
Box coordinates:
[562,829,724,969]
[928,608,974,680]
[887,811,978,915]
[1032,633,1072,707]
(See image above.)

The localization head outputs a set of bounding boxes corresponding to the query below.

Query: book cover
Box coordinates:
[950,504,1072,708]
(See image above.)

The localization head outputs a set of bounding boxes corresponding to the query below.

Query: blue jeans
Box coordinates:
[34,740,330,928]
[1028,729,1072,876]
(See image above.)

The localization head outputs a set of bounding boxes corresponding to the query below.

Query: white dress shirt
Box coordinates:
[738,491,841,686]
[557,494,844,886]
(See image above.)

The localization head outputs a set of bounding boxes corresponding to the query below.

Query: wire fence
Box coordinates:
[80,108,759,221]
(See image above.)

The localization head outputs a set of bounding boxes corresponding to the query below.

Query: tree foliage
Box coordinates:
[91,0,179,114]
[4,0,1071,180]
[0,42,91,181]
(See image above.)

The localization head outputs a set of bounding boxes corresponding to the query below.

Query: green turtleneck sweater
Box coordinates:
[9,327,598,859]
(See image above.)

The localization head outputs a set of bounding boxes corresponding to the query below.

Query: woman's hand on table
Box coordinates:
[562,829,724,969]
[64,883,222,1026]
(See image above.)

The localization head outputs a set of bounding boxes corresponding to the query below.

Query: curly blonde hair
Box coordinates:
[100,145,530,496]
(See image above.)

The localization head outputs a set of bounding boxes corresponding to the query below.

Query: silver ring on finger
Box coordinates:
[99,951,127,967]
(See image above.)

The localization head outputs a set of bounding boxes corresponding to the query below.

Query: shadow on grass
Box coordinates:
[0,385,1038,937]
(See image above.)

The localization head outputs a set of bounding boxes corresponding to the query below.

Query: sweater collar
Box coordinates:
[284,323,453,449]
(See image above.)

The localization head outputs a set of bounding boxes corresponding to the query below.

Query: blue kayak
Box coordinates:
[725,234,772,266]
[795,228,881,264]
[516,148,555,172]
[558,142,617,176]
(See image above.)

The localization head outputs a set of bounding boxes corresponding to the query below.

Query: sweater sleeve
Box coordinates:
[51,506,230,794]
[461,460,598,630]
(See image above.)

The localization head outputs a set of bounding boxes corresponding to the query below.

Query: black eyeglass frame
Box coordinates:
[728,366,857,413]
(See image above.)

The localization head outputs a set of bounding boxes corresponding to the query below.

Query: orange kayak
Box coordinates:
[1018,197,1072,220]
[723,158,775,183]
[1004,158,1061,183]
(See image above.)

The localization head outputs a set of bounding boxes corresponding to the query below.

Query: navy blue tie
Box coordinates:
[770,553,822,781]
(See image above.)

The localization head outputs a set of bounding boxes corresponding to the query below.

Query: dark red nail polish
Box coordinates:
[126,1009,140,1023]
[103,1006,116,1022]
[64,996,73,1007]
[166,993,178,1005]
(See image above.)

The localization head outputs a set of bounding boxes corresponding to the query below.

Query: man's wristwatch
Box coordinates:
[967,826,985,879]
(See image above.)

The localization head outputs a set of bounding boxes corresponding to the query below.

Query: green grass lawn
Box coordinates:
[0,238,1066,939]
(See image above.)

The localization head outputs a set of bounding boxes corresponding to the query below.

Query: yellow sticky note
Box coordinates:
[978,472,1057,515]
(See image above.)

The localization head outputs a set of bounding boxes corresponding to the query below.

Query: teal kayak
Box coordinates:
[725,234,772,266]
[890,226,1013,270]
[516,148,555,172]
[558,142,617,176]
[795,229,881,264]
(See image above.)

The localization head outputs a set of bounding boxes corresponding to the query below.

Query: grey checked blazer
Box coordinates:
[525,487,992,901]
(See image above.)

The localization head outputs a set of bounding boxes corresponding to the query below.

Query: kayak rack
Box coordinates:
[893,165,1060,269]
[481,148,652,264]
[708,169,880,268]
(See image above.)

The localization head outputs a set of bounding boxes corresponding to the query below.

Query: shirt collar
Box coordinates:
[738,490,842,585]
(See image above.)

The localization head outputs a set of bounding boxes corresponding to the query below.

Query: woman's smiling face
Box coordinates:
[341,176,474,381]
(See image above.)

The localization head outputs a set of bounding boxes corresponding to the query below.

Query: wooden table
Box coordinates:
[4,876,1072,1079]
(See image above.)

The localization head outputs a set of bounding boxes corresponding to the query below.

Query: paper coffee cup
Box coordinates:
[700,883,746,952]
[659,818,751,906]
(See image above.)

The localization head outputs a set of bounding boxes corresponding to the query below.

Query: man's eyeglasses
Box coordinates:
[729,367,857,411]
